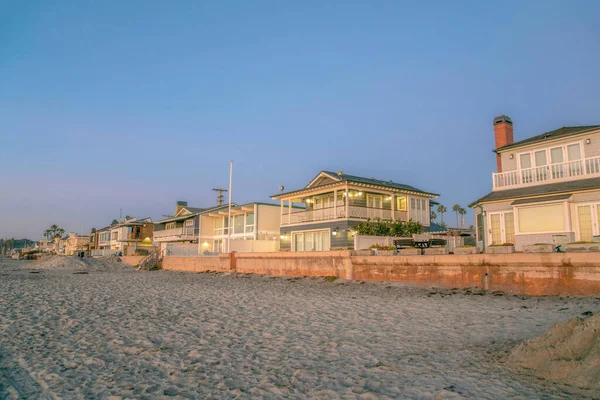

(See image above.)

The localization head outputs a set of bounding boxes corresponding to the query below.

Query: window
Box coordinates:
[367,194,383,208]
[245,213,255,233]
[518,204,565,233]
[411,198,416,209]
[184,219,194,227]
[166,222,176,230]
[234,214,244,234]
[292,230,330,252]
[421,199,427,210]
[111,231,118,240]
[396,196,407,211]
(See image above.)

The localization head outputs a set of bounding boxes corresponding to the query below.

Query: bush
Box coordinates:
[489,243,514,247]
[369,244,396,251]
[355,218,423,237]
[324,276,338,282]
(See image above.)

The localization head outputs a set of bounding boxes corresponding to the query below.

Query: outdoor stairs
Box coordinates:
[137,249,161,271]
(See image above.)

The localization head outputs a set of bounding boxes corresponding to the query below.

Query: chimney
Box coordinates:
[493,115,514,172]
[175,200,188,215]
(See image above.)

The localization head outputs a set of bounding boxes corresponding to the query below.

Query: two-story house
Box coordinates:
[470,116,600,251]
[155,200,281,253]
[197,202,281,253]
[271,170,439,251]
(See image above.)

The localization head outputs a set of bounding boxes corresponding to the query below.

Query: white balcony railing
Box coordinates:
[153,227,196,242]
[281,206,409,225]
[492,156,600,190]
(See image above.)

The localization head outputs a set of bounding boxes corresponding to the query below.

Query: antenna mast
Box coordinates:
[212,188,228,206]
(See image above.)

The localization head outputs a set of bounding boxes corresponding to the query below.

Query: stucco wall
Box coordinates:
[162,252,600,295]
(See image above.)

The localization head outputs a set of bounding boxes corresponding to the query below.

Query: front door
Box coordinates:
[489,212,515,245]
[577,204,600,242]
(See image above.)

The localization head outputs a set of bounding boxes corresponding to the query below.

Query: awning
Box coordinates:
[511,194,571,206]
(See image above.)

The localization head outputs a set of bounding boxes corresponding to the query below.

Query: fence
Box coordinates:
[91,249,118,257]
[354,234,475,253]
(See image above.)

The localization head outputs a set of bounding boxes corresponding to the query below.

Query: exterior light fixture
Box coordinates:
[357,192,363,196]
[280,232,287,240]
[332,227,339,236]
[509,154,514,159]
[586,139,591,144]
[202,242,209,247]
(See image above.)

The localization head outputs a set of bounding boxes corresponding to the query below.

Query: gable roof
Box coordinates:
[155,204,235,224]
[273,170,438,199]
[495,125,600,152]
[469,177,600,206]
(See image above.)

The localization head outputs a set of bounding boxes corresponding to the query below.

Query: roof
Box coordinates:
[511,194,572,206]
[154,204,232,224]
[272,170,439,199]
[469,177,600,206]
[495,125,600,152]
[425,223,447,233]
[183,207,206,214]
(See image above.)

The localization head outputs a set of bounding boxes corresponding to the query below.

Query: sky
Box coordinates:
[1,1,599,239]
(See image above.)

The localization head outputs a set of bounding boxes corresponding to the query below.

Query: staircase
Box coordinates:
[137,249,161,271]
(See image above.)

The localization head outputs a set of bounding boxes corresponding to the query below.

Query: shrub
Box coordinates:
[324,276,338,282]
[369,244,396,251]
[355,218,423,237]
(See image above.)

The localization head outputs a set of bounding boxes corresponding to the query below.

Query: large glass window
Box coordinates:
[245,213,254,233]
[292,230,330,252]
[518,204,565,233]
[234,215,244,234]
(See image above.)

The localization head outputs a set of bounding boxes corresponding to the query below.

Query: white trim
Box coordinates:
[305,171,340,189]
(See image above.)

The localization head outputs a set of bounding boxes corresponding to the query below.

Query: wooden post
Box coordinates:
[391,193,395,221]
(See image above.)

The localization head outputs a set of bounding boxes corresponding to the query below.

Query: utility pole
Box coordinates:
[227,161,233,253]
[212,188,228,206]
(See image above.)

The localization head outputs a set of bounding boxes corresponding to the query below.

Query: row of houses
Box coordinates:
[79,116,600,255]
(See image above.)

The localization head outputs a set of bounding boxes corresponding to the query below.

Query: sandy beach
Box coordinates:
[1,258,599,399]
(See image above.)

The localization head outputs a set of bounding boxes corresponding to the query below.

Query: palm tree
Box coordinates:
[452,204,461,229]
[437,205,447,224]
[459,207,467,229]
[431,210,437,221]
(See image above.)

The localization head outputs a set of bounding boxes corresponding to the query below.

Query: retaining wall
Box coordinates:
[161,252,600,295]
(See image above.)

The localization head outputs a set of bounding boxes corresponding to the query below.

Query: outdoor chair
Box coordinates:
[429,238,447,248]
[393,238,414,249]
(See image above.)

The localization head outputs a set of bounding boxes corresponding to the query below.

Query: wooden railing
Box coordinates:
[493,156,600,190]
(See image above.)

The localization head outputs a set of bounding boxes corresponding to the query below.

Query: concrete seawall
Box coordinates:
[162,252,600,296]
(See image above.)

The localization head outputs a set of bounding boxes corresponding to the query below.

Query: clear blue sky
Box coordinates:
[1,1,599,239]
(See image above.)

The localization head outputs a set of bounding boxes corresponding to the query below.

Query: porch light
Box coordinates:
[357,192,363,196]
[202,242,209,247]
[332,227,339,236]
[509,154,514,159]
[280,232,288,240]
[586,139,591,144]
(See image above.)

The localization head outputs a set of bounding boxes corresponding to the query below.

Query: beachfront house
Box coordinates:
[153,201,230,254]
[197,203,281,253]
[63,233,90,256]
[154,200,281,254]
[470,116,600,251]
[271,170,439,251]
[90,217,153,255]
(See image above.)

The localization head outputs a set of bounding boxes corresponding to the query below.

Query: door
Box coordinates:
[577,204,600,242]
[489,212,515,245]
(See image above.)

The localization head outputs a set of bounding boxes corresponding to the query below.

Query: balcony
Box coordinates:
[492,156,600,190]
[153,227,196,242]
[281,206,409,226]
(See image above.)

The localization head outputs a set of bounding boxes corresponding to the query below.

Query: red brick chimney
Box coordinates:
[493,115,513,172]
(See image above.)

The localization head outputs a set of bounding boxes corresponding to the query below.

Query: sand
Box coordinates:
[506,313,599,389]
[1,258,599,399]
[30,255,133,272]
